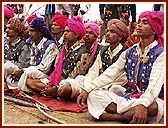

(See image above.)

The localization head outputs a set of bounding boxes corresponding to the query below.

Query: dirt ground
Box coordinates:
[3,101,123,125]
[3,96,164,125]
[2,83,123,125]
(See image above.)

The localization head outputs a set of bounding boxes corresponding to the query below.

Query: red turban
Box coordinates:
[107,19,129,40]
[4,5,14,19]
[51,12,68,29]
[139,11,164,47]
[84,22,100,37]
[66,16,86,38]
[26,14,37,24]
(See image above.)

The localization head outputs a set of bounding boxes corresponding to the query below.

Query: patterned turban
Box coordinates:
[7,18,27,39]
[66,16,86,38]
[139,11,164,47]
[4,5,14,19]
[51,12,68,29]
[84,22,100,37]
[29,17,55,41]
[107,19,129,40]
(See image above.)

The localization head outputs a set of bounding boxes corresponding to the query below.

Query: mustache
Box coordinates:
[84,36,90,40]
[105,35,110,39]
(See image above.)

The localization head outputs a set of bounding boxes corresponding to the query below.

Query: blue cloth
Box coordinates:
[124,44,164,99]
[32,39,55,65]
[29,17,57,46]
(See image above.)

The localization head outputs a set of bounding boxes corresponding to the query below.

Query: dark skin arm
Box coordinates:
[130,104,148,124]
[40,83,58,97]
[77,90,89,107]
[11,69,24,81]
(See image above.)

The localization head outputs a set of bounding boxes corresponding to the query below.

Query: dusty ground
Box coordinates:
[3,92,164,125]
[3,101,123,125]
[4,101,164,125]
[2,83,123,125]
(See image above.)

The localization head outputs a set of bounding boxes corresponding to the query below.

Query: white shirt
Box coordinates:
[84,41,164,108]
[30,37,59,74]
[84,43,127,90]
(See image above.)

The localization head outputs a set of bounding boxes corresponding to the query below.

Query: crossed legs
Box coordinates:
[99,101,158,123]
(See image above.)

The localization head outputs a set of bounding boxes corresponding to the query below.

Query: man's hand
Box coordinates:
[77,90,89,107]
[11,69,24,81]
[130,104,148,124]
[130,31,140,43]
[41,83,57,97]
[126,31,140,47]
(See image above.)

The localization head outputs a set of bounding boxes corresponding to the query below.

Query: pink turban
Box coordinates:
[84,22,100,37]
[66,16,86,38]
[51,12,68,30]
[84,22,100,66]
[139,11,164,47]
[4,5,14,19]
[107,19,129,40]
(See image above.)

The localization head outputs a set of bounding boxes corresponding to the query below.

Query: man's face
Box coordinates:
[83,28,97,44]
[105,26,121,44]
[5,24,18,38]
[51,22,63,35]
[63,26,77,42]
[28,26,42,42]
[136,17,154,37]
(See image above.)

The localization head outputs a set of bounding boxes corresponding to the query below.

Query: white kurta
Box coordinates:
[6,38,59,92]
[87,41,164,123]
[33,42,89,96]
[58,43,127,99]
[5,61,20,89]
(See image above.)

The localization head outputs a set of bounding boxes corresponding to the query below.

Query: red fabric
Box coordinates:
[139,82,146,88]
[4,87,88,113]
[26,14,37,24]
[51,12,68,29]
[4,87,20,95]
[128,82,136,88]
[32,95,88,113]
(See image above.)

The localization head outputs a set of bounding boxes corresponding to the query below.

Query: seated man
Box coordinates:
[50,12,68,50]
[4,18,31,88]
[9,17,59,93]
[52,19,129,100]
[77,11,164,124]
[50,21,101,99]
[26,16,90,96]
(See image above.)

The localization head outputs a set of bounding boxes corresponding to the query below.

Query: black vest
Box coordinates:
[100,45,127,71]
